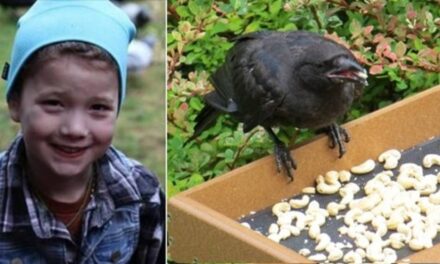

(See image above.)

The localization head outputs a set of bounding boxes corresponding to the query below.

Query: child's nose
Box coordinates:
[59,111,89,138]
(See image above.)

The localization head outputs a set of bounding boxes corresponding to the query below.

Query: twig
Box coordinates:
[230,130,259,169]
[168,117,188,133]
[310,5,323,30]
[212,3,226,17]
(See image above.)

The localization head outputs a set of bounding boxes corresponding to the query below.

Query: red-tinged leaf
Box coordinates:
[387,16,398,32]
[369,65,383,75]
[407,10,417,20]
[418,48,438,63]
[353,51,368,65]
[373,33,384,43]
[407,34,417,40]
[395,41,407,58]
[375,41,390,57]
[180,102,188,111]
[406,3,416,19]
[384,50,397,61]
[324,32,350,49]
[364,25,374,35]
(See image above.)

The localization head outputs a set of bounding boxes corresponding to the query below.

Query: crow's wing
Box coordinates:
[207,63,238,113]
[228,32,291,132]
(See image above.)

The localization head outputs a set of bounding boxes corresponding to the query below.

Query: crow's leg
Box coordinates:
[324,123,350,158]
[264,127,296,181]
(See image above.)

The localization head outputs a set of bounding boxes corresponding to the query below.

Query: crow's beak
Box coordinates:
[327,58,368,86]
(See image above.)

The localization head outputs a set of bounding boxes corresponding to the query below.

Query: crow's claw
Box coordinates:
[264,126,297,181]
[274,143,296,181]
[327,123,350,158]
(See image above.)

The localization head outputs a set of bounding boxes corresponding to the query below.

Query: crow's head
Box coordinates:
[324,55,368,86]
[297,39,367,90]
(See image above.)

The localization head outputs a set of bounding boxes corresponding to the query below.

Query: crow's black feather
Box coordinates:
[188,31,368,180]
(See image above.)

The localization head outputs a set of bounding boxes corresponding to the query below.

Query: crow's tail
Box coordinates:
[184,105,220,145]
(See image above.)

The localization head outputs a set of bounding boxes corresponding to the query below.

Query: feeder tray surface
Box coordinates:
[240,136,440,260]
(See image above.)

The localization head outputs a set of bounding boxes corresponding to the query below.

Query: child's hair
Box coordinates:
[8,41,118,101]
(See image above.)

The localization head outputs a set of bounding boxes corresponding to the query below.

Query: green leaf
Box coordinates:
[349,19,362,39]
[188,1,200,15]
[269,0,282,16]
[395,41,407,57]
[167,179,180,197]
[245,21,260,32]
[209,22,229,35]
[176,6,190,18]
[224,149,234,162]
[413,38,424,50]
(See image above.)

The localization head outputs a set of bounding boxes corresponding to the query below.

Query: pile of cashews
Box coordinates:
[263,149,440,263]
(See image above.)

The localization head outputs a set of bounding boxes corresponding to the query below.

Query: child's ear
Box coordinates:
[7,99,21,122]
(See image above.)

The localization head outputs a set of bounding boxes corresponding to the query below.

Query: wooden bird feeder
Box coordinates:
[169,85,440,263]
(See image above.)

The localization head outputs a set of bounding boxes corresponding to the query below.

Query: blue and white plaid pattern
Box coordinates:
[0,136,164,263]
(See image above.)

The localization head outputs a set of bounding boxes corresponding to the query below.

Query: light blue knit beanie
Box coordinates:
[2,0,136,109]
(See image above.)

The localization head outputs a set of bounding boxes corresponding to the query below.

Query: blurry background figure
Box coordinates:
[118,1,158,73]
[118,1,151,28]
[127,35,156,73]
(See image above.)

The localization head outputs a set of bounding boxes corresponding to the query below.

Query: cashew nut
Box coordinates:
[338,170,352,183]
[366,241,384,262]
[325,170,340,184]
[383,247,398,263]
[317,181,341,194]
[354,234,370,248]
[272,202,291,216]
[308,223,320,239]
[277,212,294,226]
[268,223,279,234]
[267,233,281,243]
[308,253,326,261]
[423,154,440,168]
[286,225,301,236]
[327,247,343,261]
[298,248,310,257]
[429,190,440,204]
[408,238,425,251]
[315,233,331,251]
[289,195,310,209]
[378,149,401,170]
[241,222,251,229]
[327,202,345,216]
[389,233,405,249]
[351,159,375,174]
[278,227,291,240]
[343,250,363,264]
[302,186,316,194]
[399,163,424,180]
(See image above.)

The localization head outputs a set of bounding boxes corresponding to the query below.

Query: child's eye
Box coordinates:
[91,104,112,111]
[40,99,63,112]
[43,99,62,106]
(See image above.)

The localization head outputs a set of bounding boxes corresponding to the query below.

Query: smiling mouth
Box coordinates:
[51,144,88,158]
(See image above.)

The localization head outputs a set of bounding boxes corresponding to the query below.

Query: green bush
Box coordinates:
[167,0,440,196]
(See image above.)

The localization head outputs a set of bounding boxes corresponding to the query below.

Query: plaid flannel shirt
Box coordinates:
[0,136,165,263]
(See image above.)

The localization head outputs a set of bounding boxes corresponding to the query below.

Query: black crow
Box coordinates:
[188,31,368,181]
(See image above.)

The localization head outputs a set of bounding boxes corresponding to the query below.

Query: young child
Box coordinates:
[0,0,164,263]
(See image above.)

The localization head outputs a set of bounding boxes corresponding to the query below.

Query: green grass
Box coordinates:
[0,2,166,184]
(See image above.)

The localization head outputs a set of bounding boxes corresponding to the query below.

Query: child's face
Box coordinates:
[8,55,119,180]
